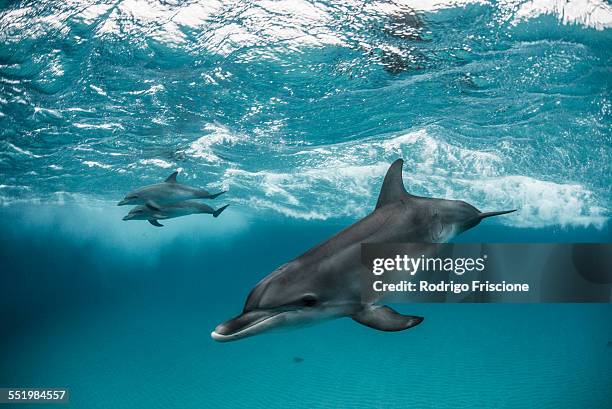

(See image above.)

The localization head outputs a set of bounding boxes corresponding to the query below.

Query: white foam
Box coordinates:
[186,124,243,163]
[3,0,608,58]
[78,3,115,25]
[173,1,223,27]
[511,0,612,30]
[458,175,608,228]
[378,0,612,30]
[97,0,187,45]
[74,122,124,131]
[126,84,165,96]
[5,142,42,158]
[366,0,487,14]
[139,159,173,169]
[219,128,607,228]
[33,106,62,119]
[82,161,112,170]
[0,184,31,190]
[89,84,107,96]
[3,0,607,66]
[72,0,351,55]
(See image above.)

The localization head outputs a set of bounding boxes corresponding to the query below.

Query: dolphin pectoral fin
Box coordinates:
[376,159,413,209]
[213,204,229,218]
[352,305,423,332]
[165,171,178,183]
[148,219,164,227]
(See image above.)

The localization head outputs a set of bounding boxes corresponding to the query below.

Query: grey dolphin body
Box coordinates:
[122,201,229,227]
[118,171,225,206]
[212,159,515,342]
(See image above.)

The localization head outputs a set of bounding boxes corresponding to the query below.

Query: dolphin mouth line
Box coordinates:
[211,311,282,342]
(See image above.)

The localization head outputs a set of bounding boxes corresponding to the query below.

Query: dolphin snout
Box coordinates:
[117,199,128,206]
[122,214,132,221]
[212,310,281,342]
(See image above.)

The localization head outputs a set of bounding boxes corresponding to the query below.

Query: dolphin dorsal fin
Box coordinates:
[376,159,410,209]
[165,171,178,183]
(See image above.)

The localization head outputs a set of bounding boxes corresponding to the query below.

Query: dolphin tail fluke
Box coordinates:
[213,204,229,218]
[148,219,164,227]
[206,190,226,200]
[352,305,423,332]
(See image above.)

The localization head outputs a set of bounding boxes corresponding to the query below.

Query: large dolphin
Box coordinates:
[212,159,515,342]
[122,201,229,227]
[118,171,225,206]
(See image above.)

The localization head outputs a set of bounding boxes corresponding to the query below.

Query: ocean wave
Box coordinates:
[3,123,604,228]
[0,168,606,229]
[510,0,612,30]
[4,142,42,158]
[214,128,607,227]
[186,124,246,163]
[3,1,608,62]
[73,122,124,131]
[138,158,173,168]
[82,160,112,169]
[223,170,607,228]
[398,0,612,30]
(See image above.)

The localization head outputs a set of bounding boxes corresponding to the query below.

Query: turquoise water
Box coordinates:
[1,1,611,408]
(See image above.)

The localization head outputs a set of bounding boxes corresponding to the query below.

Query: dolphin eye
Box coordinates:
[301,294,318,307]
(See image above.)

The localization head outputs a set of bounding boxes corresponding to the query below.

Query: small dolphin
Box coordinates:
[212,159,515,342]
[122,201,229,227]
[118,171,225,206]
